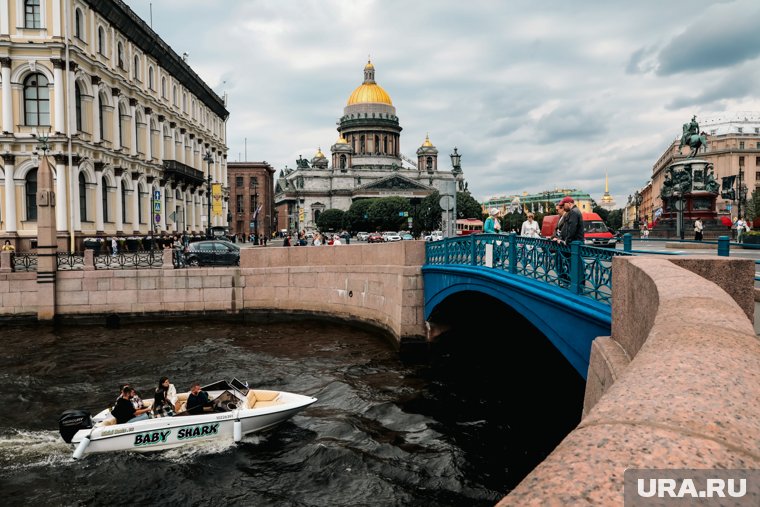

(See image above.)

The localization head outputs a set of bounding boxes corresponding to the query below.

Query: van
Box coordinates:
[539,212,617,248]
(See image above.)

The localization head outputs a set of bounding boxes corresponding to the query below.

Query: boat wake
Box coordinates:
[0,429,74,469]
[148,432,265,463]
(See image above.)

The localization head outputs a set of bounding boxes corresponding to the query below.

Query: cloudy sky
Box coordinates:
[123,0,760,206]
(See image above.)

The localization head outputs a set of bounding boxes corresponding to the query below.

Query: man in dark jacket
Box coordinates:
[557,196,584,245]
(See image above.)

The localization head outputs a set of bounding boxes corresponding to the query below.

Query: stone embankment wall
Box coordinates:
[0,242,427,345]
[499,256,760,505]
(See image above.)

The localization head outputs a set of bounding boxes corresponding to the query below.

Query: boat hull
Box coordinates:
[70,392,316,456]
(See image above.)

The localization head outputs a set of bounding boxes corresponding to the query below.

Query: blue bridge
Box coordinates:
[422,233,632,378]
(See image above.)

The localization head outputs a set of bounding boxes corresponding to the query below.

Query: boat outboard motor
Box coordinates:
[58,410,93,443]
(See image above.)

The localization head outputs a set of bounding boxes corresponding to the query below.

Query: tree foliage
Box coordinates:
[368,196,411,231]
[344,199,377,232]
[456,191,482,220]
[315,208,345,232]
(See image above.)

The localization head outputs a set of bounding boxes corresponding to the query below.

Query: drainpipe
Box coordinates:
[64,0,75,252]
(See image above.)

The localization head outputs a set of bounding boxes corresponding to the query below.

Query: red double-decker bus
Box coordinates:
[456,218,484,235]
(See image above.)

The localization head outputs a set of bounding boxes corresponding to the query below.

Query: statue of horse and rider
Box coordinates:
[679,115,708,158]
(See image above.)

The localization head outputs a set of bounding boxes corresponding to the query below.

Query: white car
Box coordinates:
[384,234,402,242]
[356,232,369,241]
[424,231,444,241]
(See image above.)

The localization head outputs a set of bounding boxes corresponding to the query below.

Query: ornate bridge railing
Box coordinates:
[11,252,38,272]
[425,233,632,305]
[94,250,164,270]
[56,252,85,271]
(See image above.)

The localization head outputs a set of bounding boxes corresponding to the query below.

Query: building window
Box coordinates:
[739,156,745,167]
[740,141,745,150]
[756,156,760,166]
[139,188,145,224]
[236,195,244,213]
[121,184,127,223]
[133,55,140,80]
[25,168,37,220]
[79,173,87,221]
[738,127,743,134]
[161,77,167,98]
[74,8,83,39]
[250,177,257,188]
[236,176,243,187]
[118,106,126,147]
[98,27,105,54]
[148,67,154,90]
[756,171,760,180]
[426,156,433,170]
[117,42,125,69]
[25,0,40,29]
[98,97,105,140]
[360,135,365,154]
[23,73,50,126]
[340,154,346,169]
[75,83,82,132]
[102,182,109,222]
[173,86,177,106]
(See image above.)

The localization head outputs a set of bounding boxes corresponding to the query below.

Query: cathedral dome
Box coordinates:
[347,59,393,106]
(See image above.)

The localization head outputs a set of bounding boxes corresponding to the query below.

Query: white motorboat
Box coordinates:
[58,379,317,459]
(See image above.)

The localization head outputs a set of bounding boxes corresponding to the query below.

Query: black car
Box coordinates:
[185,240,240,267]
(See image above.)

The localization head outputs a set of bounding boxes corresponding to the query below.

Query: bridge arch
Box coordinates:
[423,265,611,378]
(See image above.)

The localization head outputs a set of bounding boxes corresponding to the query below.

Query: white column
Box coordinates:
[3,156,16,232]
[190,192,196,230]
[112,99,121,150]
[157,118,165,162]
[129,101,137,156]
[73,168,81,230]
[1,60,11,133]
[170,125,177,160]
[132,180,140,233]
[168,186,176,232]
[55,158,67,232]
[92,87,101,143]
[0,1,9,35]
[67,66,76,132]
[178,133,185,164]
[95,170,104,232]
[53,63,65,133]
[115,177,123,232]
[144,110,152,161]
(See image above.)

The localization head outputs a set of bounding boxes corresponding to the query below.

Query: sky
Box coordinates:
[123,0,760,206]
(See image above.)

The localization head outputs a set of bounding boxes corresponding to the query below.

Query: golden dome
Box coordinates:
[347,83,392,105]
[314,147,325,158]
[422,134,433,147]
[335,136,348,144]
[347,59,393,105]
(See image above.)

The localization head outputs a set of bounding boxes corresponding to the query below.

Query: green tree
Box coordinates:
[368,196,411,231]
[456,191,482,220]
[746,190,760,223]
[606,209,623,231]
[592,205,610,223]
[315,208,346,232]
[345,199,377,232]
[417,191,442,233]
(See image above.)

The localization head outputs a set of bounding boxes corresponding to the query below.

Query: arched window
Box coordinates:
[340,154,346,169]
[25,168,37,220]
[102,179,109,222]
[426,157,432,170]
[98,27,105,54]
[24,0,40,28]
[135,115,141,154]
[182,93,187,113]
[117,42,124,69]
[75,83,83,132]
[121,183,127,224]
[360,135,365,154]
[161,77,167,98]
[374,135,380,154]
[98,95,106,140]
[74,8,83,39]
[133,55,140,80]
[118,104,126,147]
[148,67,154,90]
[23,73,49,126]
[138,187,144,224]
[172,86,177,106]
[79,173,87,221]
[383,136,388,154]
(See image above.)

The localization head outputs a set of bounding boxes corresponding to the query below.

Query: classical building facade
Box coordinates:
[481,189,594,216]
[227,161,275,240]
[0,0,229,250]
[644,114,760,224]
[274,60,465,233]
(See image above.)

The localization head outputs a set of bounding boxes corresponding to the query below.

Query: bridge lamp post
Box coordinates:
[251,177,259,244]
[203,150,214,239]
[633,191,642,230]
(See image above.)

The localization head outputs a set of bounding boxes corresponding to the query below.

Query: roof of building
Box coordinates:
[347,60,393,106]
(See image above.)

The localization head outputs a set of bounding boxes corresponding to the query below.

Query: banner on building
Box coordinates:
[212,183,223,217]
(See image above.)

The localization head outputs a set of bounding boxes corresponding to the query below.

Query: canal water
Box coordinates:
[0,310,584,506]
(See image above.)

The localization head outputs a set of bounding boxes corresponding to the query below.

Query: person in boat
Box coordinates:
[186,382,211,415]
[153,377,177,418]
[111,386,152,424]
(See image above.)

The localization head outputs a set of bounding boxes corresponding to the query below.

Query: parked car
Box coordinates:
[184,240,240,266]
[385,234,403,242]
[401,233,414,240]
[367,233,384,243]
[424,230,443,242]
[356,232,370,241]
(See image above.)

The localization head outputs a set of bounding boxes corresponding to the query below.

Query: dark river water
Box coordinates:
[0,309,584,507]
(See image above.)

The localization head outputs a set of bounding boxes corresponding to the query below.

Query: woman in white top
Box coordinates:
[520,213,541,238]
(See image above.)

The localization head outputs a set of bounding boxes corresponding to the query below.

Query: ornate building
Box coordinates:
[274,60,465,232]
[227,161,275,240]
[599,171,616,210]
[481,189,594,216]
[0,0,229,251]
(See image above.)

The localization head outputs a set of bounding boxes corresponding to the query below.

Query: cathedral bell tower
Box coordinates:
[416,134,438,173]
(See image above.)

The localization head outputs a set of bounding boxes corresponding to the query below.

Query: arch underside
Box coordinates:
[423,266,611,379]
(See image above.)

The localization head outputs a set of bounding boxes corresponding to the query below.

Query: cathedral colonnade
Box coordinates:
[0,0,229,251]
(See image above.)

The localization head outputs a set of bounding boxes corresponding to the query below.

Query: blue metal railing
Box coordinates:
[426,233,632,305]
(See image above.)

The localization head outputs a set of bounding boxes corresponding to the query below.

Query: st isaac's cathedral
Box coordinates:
[274,60,466,232]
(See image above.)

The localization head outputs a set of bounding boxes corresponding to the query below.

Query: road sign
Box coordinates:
[154,213,161,224]
[154,202,161,212]
[439,195,454,211]
[153,190,161,200]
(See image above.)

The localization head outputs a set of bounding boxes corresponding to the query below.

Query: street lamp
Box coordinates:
[633,191,642,229]
[203,150,214,238]
[450,147,461,173]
